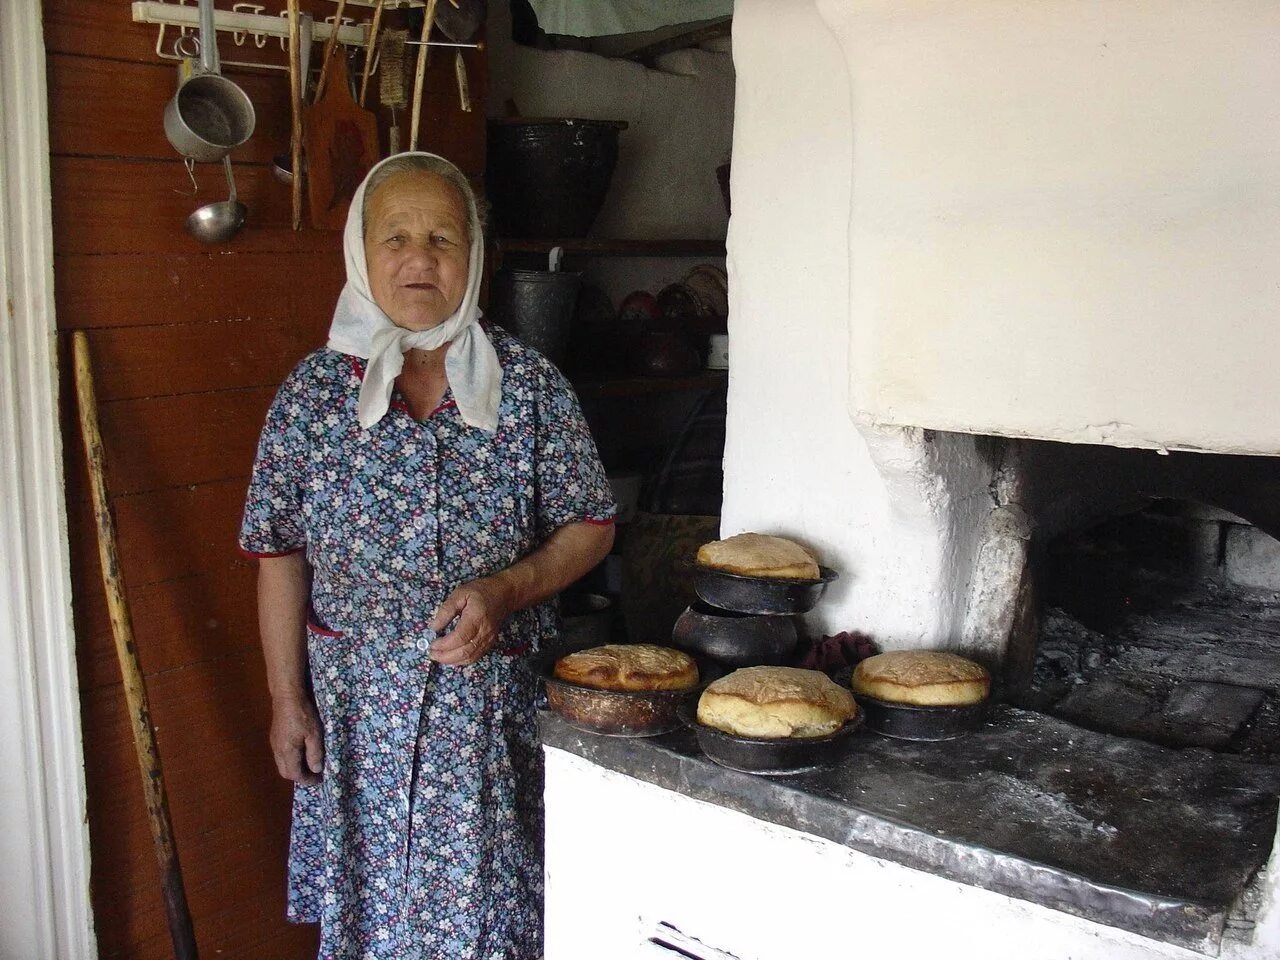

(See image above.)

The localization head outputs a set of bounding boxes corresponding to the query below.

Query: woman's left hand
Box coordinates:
[429,577,513,666]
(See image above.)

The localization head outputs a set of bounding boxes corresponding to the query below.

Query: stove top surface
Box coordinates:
[539,705,1280,953]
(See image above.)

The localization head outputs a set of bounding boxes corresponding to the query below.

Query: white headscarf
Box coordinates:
[326,152,502,432]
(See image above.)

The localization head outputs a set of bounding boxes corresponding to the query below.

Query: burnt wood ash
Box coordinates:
[1027,505,1280,758]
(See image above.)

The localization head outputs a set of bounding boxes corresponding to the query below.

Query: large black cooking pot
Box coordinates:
[486,118,628,238]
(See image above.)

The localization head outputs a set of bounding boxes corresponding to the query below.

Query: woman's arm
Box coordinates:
[258,552,324,783]
[429,520,615,666]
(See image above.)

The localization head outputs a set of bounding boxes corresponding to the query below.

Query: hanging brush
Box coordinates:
[379,29,409,155]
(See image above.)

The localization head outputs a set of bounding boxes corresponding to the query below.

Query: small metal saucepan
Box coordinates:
[164,0,256,162]
[526,648,722,738]
[690,564,839,616]
[679,699,863,775]
[854,694,989,741]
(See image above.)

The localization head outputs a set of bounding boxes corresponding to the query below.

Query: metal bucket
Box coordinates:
[489,269,582,368]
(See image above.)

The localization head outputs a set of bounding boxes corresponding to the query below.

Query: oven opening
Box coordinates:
[1020,499,1280,757]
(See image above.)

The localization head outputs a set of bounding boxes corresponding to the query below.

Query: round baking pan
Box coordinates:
[678,699,863,775]
[671,602,798,668]
[854,694,989,741]
[690,564,839,615]
[526,648,721,738]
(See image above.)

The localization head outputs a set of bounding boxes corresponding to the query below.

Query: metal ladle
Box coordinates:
[186,155,246,244]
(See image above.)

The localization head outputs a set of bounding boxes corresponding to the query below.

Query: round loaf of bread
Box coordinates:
[697,666,857,739]
[553,644,699,692]
[851,651,990,706]
[696,533,820,580]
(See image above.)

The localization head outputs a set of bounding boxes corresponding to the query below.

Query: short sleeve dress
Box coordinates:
[239,326,615,960]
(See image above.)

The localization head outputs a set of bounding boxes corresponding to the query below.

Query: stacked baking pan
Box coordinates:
[672,564,840,668]
[674,563,862,775]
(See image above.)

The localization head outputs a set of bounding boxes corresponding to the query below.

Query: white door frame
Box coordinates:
[0,0,96,956]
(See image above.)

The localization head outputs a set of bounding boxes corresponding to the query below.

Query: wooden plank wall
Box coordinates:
[44,2,486,956]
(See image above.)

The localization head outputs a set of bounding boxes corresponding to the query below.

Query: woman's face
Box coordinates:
[363,170,471,332]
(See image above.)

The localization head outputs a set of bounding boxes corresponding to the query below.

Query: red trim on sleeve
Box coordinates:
[580,517,616,527]
[239,545,305,559]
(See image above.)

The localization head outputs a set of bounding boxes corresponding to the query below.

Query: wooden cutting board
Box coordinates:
[305,53,379,231]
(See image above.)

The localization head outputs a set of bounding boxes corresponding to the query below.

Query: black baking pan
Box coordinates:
[678,699,863,775]
[690,564,839,615]
[854,694,989,741]
[671,602,798,668]
[526,648,722,738]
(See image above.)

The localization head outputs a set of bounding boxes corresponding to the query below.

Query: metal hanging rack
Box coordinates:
[132,0,480,73]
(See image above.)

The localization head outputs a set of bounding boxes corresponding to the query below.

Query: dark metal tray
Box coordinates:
[855,693,988,741]
[525,648,721,738]
[678,698,863,775]
[690,564,839,615]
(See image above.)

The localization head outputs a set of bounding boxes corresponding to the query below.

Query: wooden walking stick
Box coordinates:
[287,0,303,231]
[72,331,199,960]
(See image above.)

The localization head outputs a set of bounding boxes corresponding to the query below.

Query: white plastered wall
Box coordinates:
[821,0,1280,456]
[719,0,992,647]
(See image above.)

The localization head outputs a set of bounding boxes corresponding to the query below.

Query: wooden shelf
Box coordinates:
[495,237,726,258]
[574,370,727,399]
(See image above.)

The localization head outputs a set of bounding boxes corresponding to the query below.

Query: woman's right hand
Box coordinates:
[270,693,324,785]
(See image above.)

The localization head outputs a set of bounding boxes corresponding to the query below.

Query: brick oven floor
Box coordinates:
[1032,574,1280,758]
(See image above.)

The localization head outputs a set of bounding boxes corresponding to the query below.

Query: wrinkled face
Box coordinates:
[363,170,471,332]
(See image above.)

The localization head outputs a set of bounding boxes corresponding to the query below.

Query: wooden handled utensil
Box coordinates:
[436,0,484,114]
[313,0,348,102]
[72,331,199,960]
[359,0,386,107]
[409,0,438,150]
[454,50,471,113]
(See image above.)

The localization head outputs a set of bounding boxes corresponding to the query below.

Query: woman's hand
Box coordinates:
[270,692,324,785]
[429,577,514,666]
[430,522,614,667]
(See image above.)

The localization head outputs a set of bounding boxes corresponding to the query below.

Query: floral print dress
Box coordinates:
[239,327,615,960]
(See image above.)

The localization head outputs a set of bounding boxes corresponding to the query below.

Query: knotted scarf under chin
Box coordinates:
[324,152,501,432]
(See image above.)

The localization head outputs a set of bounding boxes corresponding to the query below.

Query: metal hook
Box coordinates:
[231,4,264,45]
[174,32,200,59]
[174,157,200,198]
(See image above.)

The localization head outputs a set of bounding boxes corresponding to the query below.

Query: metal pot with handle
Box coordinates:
[164,0,256,162]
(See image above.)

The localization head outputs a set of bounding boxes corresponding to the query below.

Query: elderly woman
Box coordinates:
[239,152,616,960]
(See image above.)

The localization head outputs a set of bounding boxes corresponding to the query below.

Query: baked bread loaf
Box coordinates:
[851,651,990,706]
[696,533,820,580]
[553,644,699,692]
[697,666,857,738]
